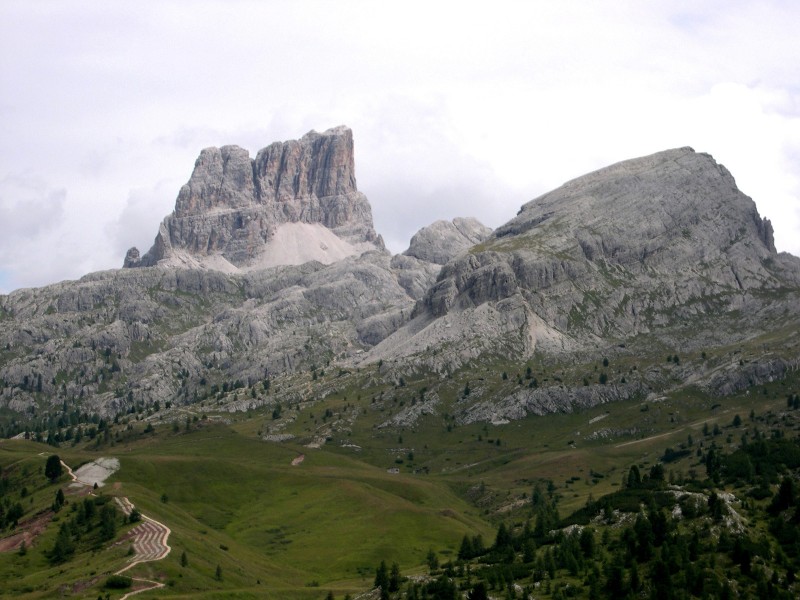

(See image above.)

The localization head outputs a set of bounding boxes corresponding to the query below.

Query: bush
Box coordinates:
[662,447,691,464]
[105,575,132,589]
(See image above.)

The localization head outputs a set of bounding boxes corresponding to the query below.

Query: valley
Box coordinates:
[1,363,799,598]
[1,127,799,598]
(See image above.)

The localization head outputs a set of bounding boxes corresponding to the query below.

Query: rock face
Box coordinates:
[1,140,798,427]
[390,218,493,300]
[367,147,800,369]
[126,126,384,271]
[404,218,492,265]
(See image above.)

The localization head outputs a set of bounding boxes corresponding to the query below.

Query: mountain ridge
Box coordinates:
[1,131,798,427]
[2,132,800,600]
[377,146,799,362]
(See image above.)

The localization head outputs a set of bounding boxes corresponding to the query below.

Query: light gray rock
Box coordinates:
[2,143,798,427]
[367,147,800,372]
[403,217,492,265]
[126,126,384,270]
[389,217,492,300]
[458,383,644,425]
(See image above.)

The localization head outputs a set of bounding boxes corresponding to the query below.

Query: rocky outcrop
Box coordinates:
[1,141,798,426]
[458,382,644,425]
[0,249,415,416]
[390,218,492,300]
[403,218,492,265]
[367,147,800,368]
[123,247,142,268]
[125,126,384,271]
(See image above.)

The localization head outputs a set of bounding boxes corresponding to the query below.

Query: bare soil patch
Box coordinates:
[0,510,53,552]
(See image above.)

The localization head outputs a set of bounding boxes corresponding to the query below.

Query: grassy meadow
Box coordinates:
[1,356,798,598]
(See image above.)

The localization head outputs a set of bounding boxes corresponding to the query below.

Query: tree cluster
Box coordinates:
[49,496,121,565]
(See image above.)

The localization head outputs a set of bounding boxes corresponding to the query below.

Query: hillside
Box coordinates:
[1,135,797,428]
[1,128,800,598]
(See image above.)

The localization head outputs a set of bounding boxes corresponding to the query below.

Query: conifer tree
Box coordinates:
[374,560,389,599]
[45,454,63,481]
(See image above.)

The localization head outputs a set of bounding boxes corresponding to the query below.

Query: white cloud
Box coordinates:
[0,175,67,291]
[0,175,65,240]
[106,181,178,260]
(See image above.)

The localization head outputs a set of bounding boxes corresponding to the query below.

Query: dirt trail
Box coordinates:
[613,413,732,449]
[614,430,677,448]
[62,460,172,598]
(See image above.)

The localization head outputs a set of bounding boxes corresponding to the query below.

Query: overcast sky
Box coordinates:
[1,1,799,294]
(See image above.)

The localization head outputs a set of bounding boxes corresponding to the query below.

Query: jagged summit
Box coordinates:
[124,126,384,272]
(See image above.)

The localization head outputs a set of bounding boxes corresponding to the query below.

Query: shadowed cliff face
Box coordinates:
[124,126,383,270]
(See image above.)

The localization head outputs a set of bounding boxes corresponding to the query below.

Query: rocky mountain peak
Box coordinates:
[255,125,358,203]
[403,217,492,265]
[389,217,493,300]
[124,126,383,272]
[496,146,777,258]
[2,142,798,432]
[366,146,799,370]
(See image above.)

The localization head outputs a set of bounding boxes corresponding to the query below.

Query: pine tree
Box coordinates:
[426,548,439,572]
[459,534,473,560]
[389,562,401,592]
[53,488,65,512]
[45,454,63,481]
[100,504,117,541]
[467,581,489,600]
[374,560,389,599]
[633,513,654,561]
[50,522,75,564]
[627,465,641,488]
[494,522,512,550]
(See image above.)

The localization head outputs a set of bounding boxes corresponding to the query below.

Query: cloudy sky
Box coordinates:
[1,1,799,294]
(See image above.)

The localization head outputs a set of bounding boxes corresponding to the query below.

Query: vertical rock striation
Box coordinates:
[125,126,383,271]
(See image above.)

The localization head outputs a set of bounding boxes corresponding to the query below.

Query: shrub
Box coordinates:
[105,575,132,589]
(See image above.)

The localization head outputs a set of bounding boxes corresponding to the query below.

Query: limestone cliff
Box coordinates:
[367,147,800,369]
[124,126,384,271]
[390,217,493,300]
[1,141,797,426]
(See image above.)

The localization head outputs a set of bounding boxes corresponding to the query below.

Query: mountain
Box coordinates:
[0,133,798,429]
[4,130,800,600]
[391,217,493,299]
[0,128,490,420]
[123,126,384,271]
[368,147,800,366]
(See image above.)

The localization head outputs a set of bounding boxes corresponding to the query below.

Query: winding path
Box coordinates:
[61,460,172,598]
